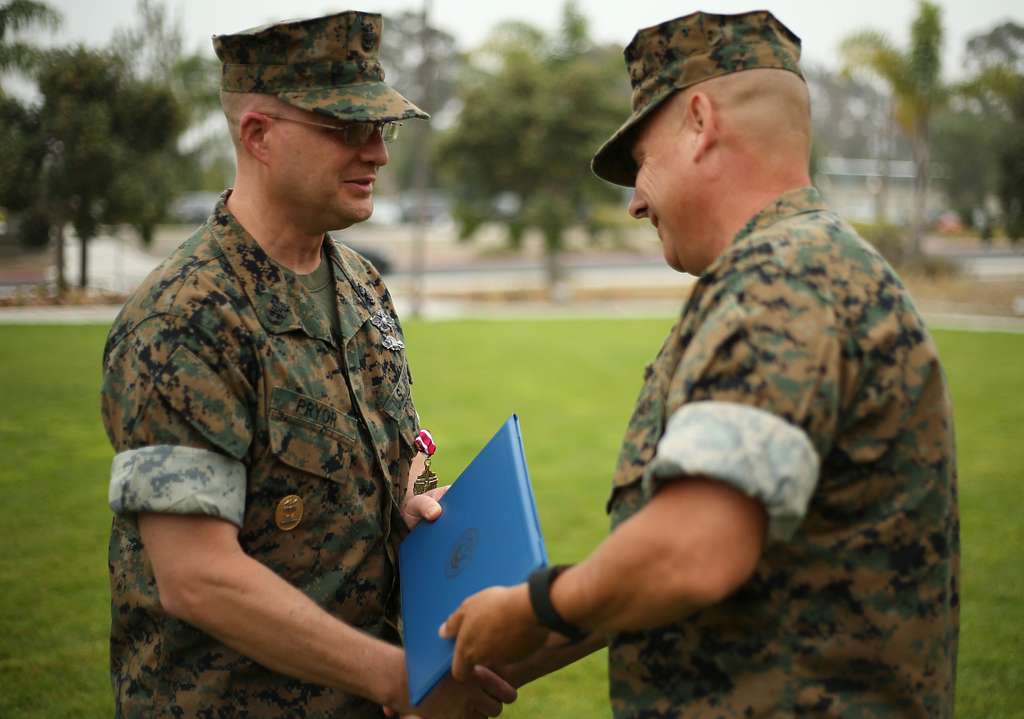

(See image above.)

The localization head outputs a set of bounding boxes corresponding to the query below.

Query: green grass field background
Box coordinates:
[0,320,1020,717]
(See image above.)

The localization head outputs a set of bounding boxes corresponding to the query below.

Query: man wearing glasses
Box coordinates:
[100,12,514,719]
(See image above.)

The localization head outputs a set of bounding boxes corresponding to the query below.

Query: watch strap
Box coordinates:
[527,564,586,643]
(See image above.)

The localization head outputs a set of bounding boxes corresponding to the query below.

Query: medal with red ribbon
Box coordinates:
[413,429,439,494]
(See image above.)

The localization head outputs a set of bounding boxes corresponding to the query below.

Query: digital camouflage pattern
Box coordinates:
[592,10,803,187]
[101,192,419,718]
[607,187,959,717]
[214,11,428,123]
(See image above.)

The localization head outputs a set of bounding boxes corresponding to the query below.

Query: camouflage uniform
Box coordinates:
[592,12,960,719]
[101,12,426,718]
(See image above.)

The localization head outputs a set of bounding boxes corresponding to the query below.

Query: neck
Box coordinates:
[226,173,324,274]
[701,163,811,266]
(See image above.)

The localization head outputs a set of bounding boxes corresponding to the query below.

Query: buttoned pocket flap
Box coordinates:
[269,388,357,480]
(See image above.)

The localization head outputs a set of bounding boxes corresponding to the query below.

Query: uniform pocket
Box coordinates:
[381,388,418,449]
[269,387,358,480]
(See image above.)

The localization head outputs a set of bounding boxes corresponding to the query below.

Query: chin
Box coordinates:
[660,245,684,273]
[334,205,372,227]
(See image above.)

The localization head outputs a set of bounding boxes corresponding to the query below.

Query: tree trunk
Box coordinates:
[909,115,930,263]
[544,232,568,303]
[78,235,89,289]
[53,220,67,298]
[875,103,895,226]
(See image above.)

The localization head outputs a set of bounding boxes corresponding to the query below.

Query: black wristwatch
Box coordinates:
[527,564,587,643]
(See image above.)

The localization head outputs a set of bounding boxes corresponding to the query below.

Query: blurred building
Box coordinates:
[815,157,948,226]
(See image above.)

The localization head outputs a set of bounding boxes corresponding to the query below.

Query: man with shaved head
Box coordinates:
[100,11,515,719]
[441,11,959,718]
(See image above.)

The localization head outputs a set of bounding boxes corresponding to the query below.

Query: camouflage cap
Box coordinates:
[591,10,803,187]
[212,11,428,123]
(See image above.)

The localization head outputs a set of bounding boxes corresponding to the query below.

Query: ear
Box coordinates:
[684,91,717,163]
[238,111,274,166]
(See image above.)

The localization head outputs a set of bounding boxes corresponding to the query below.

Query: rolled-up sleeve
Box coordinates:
[101,314,254,526]
[109,445,247,525]
[651,267,841,541]
[644,401,820,541]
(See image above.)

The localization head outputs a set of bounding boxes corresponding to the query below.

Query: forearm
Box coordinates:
[501,631,607,688]
[168,551,404,705]
[550,477,765,635]
[140,514,407,708]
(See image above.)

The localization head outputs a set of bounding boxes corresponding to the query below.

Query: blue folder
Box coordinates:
[399,415,548,706]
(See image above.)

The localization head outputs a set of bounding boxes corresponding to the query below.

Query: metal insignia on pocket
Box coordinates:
[382,335,405,351]
[275,495,304,531]
[370,310,396,335]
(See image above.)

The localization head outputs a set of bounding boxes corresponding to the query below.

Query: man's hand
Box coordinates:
[384,665,517,718]
[440,584,549,683]
[401,485,448,530]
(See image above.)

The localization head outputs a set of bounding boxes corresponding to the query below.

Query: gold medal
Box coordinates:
[413,456,438,495]
[275,494,304,531]
[413,429,439,495]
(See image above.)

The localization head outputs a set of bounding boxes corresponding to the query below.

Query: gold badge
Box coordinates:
[275,495,304,531]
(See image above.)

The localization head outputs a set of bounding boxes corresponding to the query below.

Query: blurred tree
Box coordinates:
[379,9,461,194]
[31,46,186,290]
[0,2,59,255]
[841,0,945,260]
[110,0,220,119]
[437,1,629,299]
[958,22,1024,242]
[999,134,1024,242]
[965,22,1024,80]
[0,93,48,245]
[111,0,229,200]
[931,109,1001,230]
[0,0,60,88]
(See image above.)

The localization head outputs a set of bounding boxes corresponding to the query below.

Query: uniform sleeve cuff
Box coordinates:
[109,445,247,527]
[643,401,820,542]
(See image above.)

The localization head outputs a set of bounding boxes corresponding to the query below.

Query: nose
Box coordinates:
[359,132,389,167]
[628,191,648,220]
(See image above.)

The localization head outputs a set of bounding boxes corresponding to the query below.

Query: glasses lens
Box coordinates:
[341,123,376,147]
[337,122,401,146]
[381,122,400,143]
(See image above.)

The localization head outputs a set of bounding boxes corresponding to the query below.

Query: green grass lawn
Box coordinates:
[0,320,1020,718]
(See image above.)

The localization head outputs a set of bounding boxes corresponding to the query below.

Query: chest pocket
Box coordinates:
[269,387,359,480]
[380,379,418,446]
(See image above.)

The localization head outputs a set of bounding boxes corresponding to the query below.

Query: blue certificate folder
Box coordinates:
[399,414,548,706]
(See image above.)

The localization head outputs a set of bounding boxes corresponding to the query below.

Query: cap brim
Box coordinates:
[278,81,429,123]
[591,87,677,187]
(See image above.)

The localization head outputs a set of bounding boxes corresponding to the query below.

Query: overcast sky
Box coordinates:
[27,0,1024,79]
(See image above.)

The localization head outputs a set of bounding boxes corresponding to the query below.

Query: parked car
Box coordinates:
[168,192,221,225]
[399,191,451,224]
[329,232,393,275]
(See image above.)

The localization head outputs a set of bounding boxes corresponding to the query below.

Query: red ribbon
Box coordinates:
[414,429,437,457]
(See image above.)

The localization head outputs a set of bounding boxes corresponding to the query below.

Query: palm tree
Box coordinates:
[0,1,61,85]
[841,0,944,262]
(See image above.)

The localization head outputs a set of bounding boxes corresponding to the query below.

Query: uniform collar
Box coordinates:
[700,186,828,278]
[731,186,827,244]
[209,191,335,343]
[325,236,374,343]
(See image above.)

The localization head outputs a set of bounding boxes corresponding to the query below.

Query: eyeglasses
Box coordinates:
[261,114,401,146]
